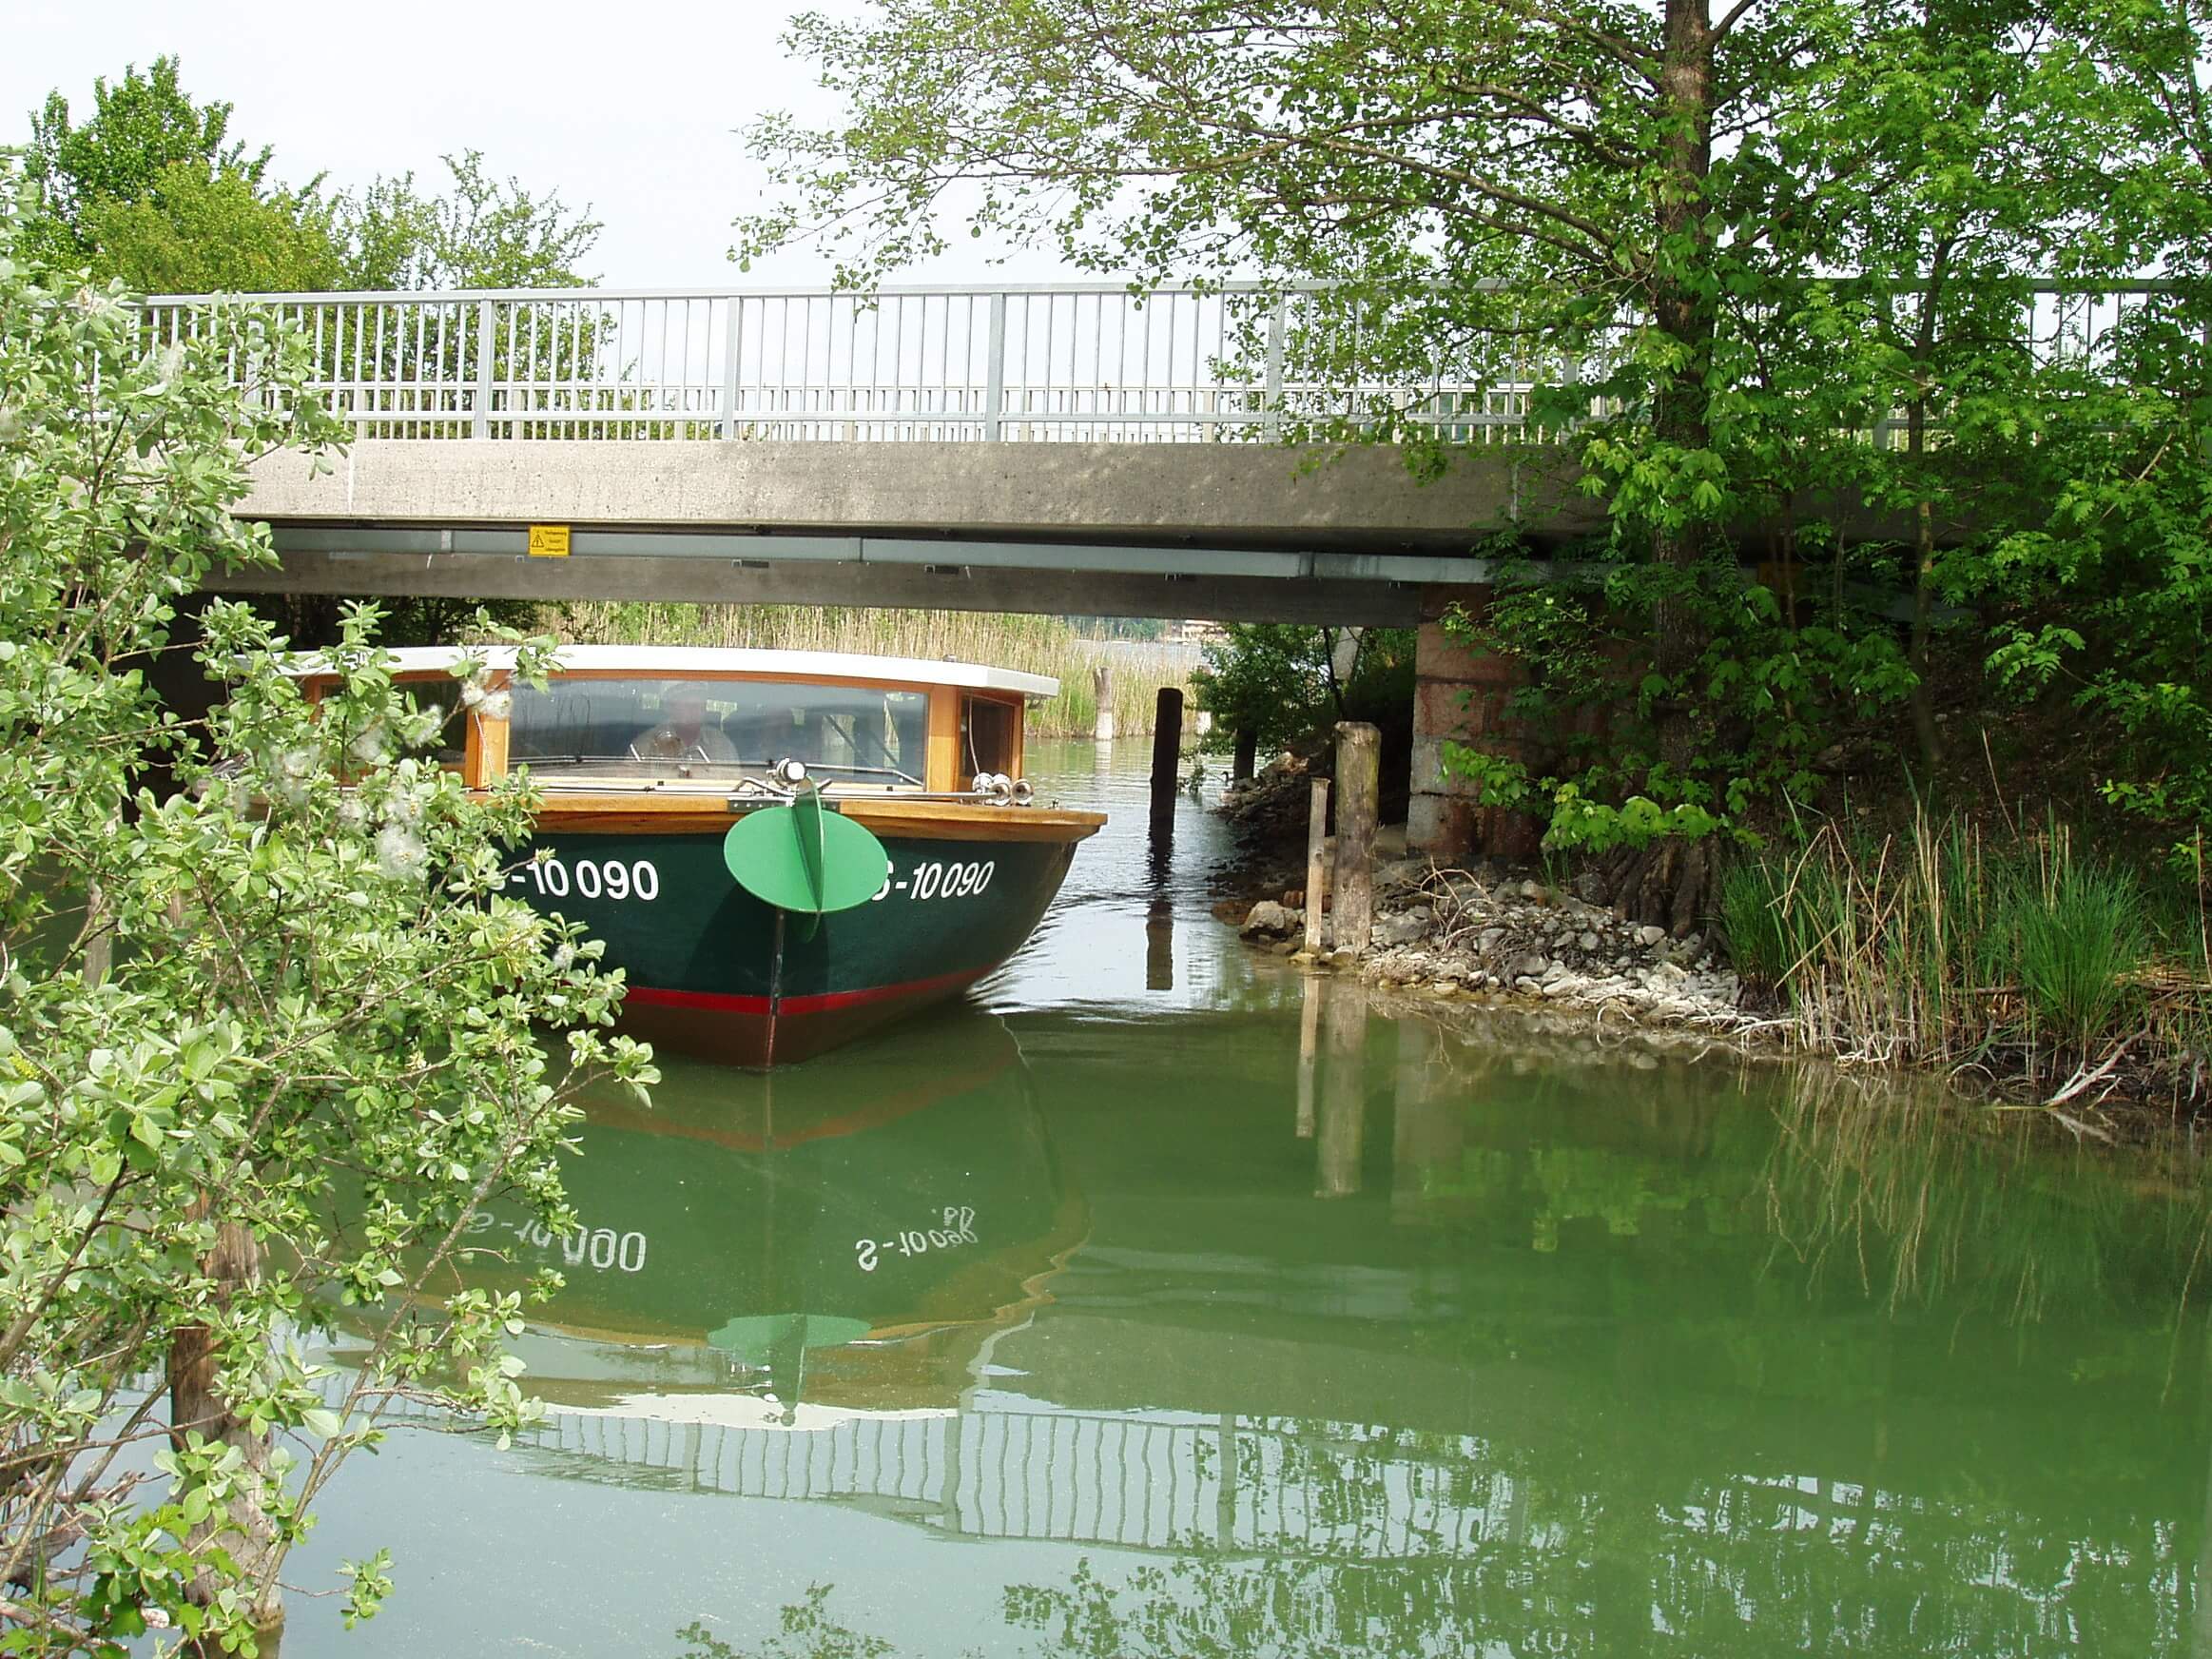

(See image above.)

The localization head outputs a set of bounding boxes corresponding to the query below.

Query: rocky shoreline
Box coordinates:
[1235,853,1756,1034]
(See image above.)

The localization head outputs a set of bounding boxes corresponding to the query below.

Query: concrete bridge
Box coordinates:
[155,280,2151,853]
[167,283,1622,627]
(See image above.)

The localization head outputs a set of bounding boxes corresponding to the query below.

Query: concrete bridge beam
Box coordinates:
[239,439,1600,554]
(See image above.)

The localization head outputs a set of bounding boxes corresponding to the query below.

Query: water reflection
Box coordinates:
[597,986,2212,1655]
[1143,896,1174,993]
[1313,977,1368,1199]
[301,750,2212,1658]
[448,1013,1084,1415]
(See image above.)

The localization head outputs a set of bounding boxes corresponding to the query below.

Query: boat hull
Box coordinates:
[510,802,1097,1065]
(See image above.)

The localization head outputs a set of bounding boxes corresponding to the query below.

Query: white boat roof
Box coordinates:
[305,644,1061,699]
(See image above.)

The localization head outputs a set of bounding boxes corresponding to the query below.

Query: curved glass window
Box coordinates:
[507,677,929,787]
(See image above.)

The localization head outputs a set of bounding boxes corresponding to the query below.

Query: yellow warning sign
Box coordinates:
[527,524,572,558]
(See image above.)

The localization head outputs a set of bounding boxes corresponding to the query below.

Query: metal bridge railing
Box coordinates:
[141,282,2183,447]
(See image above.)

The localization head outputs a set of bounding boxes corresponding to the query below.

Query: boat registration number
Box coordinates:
[514,856,663,902]
[870,859,996,903]
[506,855,995,906]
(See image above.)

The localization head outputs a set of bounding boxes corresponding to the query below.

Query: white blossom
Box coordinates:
[349,723,389,765]
[375,823,428,881]
[479,690,513,721]
[400,706,446,748]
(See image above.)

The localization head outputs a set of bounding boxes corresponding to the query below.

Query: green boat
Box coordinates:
[301,646,1106,1065]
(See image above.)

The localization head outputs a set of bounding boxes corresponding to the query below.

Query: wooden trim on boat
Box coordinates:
[926,686,960,792]
[523,793,1104,841]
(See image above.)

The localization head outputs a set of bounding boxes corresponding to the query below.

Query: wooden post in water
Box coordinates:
[1303,778,1329,955]
[1149,688,1183,843]
[1232,728,1258,783]
[1331,722,1380,954]
[1092,663,1116,744]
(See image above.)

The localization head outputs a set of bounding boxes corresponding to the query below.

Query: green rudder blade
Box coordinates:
[722,790,891,915]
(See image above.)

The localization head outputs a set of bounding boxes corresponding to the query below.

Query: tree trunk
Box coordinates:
[1904,258,1952,783]
[169,1218,285,1652]
[1595,0,1719,936]
[1907,402,1943,779]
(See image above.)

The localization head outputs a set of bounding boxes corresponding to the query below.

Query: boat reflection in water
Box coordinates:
[453,1012,1085,1420]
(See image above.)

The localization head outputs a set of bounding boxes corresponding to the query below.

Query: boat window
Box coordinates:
[507,677,929,786]
[960,694,1019,784]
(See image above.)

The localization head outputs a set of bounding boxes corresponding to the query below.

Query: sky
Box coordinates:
[5,0,1069,290]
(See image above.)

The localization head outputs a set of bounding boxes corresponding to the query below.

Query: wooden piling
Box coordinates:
[1092,663,1116,743]
[1303,778,1329,955]
[1149,688,1183,842]
[1232,728,1258,782]
[1331,721,1379,954]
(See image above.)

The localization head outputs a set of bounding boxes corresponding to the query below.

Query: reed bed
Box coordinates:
[1718,814,2211,1106]
[559,601,1193,737]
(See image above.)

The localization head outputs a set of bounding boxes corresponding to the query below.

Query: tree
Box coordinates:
[75,163,343,294]
[22,57,273,272]
[1965,0,2212,867]
[330,151,599,291]
[1190,625,1412,756]
[732,0,1883,921]
[0,170,654,1652]
[742,0,2207,923]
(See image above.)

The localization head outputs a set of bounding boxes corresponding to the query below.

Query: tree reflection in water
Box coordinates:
[665,1013,2212,1659]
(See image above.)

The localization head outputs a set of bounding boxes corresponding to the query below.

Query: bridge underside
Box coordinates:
[221,439,1591,625]
[225,439,1930,625]
[219,529,1492,626]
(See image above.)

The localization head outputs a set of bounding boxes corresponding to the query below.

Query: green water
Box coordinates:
[294,743,2212,1657]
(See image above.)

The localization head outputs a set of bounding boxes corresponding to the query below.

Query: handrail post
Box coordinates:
[983,290,1007,441]
[472,297,495,439]
[719,294,744,439]
[1262,295,1287,441]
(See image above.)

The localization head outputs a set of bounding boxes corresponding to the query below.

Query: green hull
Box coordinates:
[509,821,1079,1064]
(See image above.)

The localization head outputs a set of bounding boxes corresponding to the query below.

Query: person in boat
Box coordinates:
[728,706,801,768]
[631,686,740,765]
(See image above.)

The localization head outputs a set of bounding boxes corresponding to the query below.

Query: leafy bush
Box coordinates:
[0,172,654,1651]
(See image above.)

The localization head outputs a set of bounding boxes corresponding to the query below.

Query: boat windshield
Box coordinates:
[507,677,930,788]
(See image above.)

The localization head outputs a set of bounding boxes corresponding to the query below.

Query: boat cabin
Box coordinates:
[316,645,1054,797]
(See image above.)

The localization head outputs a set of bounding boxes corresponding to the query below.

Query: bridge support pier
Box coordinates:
[1407,587,1544,865]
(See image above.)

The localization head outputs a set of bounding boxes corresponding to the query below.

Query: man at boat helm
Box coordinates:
[633,686,739,764]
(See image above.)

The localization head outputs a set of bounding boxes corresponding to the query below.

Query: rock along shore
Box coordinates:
[1237,858,1755,1033]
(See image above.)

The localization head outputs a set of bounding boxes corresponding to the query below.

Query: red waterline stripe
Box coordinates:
[623,966,989,1018]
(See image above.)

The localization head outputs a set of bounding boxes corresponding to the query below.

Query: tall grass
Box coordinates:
[559,601,1193,737]
[1717,812,2208,1102]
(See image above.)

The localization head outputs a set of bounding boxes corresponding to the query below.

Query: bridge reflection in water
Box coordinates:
[349,1388,1526,1561]
[323,978,2212,1656]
